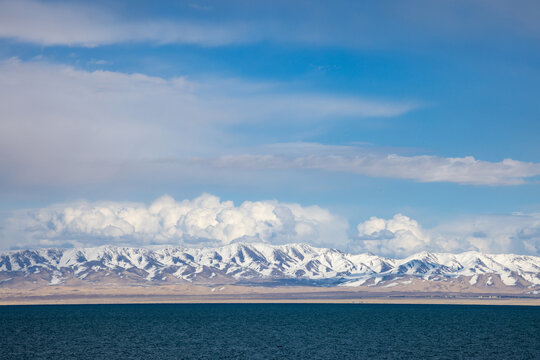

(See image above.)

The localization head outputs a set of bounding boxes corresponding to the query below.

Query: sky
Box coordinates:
[0,0,539,257]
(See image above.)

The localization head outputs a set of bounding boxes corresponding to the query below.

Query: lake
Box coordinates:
[1,304,539,359]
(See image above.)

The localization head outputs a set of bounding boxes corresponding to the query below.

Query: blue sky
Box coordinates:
[0,0,539,256]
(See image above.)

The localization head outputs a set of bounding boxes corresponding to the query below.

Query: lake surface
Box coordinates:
[1,304,539,359]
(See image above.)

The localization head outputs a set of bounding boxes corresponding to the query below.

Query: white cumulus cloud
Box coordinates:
[2,194,349,250]
[355,214,431,257]
[353,213,540,257]
[3,195,540,257]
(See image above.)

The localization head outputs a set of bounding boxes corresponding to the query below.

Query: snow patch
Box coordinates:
[49,276,64,285]
[500,273,516,286]
[340,277,369,287]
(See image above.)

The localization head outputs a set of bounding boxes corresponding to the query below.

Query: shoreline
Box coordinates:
[2,283,539,306]
[2,297,539,306]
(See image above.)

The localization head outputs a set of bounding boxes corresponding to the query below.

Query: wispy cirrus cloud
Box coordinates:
[0,0,250,47]
[0,59,415,187]
[1,0,538,48]
[1,59,535,189]
[199,151,540,186]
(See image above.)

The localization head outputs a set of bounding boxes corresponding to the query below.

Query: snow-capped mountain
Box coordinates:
[1,243,539,289]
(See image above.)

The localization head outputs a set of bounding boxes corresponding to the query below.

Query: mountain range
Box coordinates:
[1,243,539,295]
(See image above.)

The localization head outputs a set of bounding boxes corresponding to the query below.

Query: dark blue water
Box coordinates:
[0,304,539,359]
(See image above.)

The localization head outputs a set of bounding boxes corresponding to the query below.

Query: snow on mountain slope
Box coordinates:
[0,243,539,288]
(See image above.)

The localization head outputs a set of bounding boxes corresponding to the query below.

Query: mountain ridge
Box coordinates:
[1,243,539,292]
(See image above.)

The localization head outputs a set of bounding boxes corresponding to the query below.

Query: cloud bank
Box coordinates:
[2,194,540,257]
[3,194,349,250]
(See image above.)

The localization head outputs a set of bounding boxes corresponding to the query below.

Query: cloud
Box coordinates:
[0,59,415,187]
[1,194,349,250]
[0,0,248,47]
[433,213,540,255]
[201,152,540,186]
[0,59,535,190]
[353,213,540,257]
[355,214,431,258]
[3,194,540,257]
[0,0,538,49]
